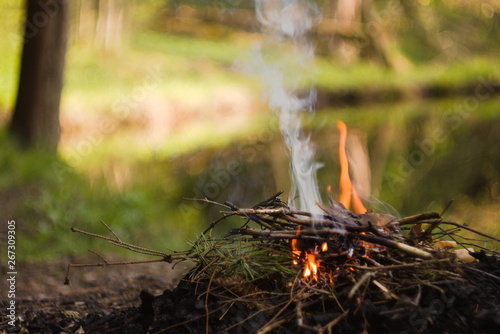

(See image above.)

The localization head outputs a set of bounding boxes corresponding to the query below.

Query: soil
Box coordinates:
[1,255,499,334]
[0,257,187,333]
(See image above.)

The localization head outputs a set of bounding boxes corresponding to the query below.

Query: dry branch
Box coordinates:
[64,222,187,284]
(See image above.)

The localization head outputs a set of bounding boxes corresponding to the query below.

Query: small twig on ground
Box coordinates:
[466,266,500,282]
[347,258,452,271]
[64,258,168,285]
[323,312,347,334]
[205,270,217,334]
[65,225,186,284]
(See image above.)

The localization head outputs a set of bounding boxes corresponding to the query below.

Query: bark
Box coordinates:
[9,0,70,152]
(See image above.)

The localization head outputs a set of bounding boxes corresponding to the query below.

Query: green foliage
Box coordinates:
[0,130,204,262]
[187,234,296,281]
[315,56,499,92]
[131,31,246,65]
[0,1,22,111]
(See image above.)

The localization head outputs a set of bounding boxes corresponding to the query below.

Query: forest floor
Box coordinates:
[2,254,499,333]
[0,257,187,333]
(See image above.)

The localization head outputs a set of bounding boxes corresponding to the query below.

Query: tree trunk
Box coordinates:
[9,0,70,152]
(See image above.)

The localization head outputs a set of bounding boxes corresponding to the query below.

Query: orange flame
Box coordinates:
[291,122,370,281]
[291,226,301,265]
[337,121,367,214]
[291,229,324,280]
[304,253,318,278]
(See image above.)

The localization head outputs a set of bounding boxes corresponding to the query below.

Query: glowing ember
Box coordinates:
[321,242,328,252]
[291,226,301,265]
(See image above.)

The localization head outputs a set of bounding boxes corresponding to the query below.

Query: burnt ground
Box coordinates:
[0,257,187,333]
[1,255,500,334]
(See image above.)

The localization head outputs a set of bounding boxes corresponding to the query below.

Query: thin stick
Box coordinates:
[155,304,229,333]
[466,266,500,282]
[255,275,304,333]
[454,242,500,256]
[202,213,237,235]
[347,258,451,271]
[70,227,173,259]
[348,272,374,299]
[205,270,216,334]
[100,220,121,241]
[398,212,441,225]
[438,221,500,242]
[183,197,231,209]
[420,219,443,240]
[219,301,235,321]
[229,207,296,216]
[87,249,108,263]
[372,279,399,300]
[440,200,454,216]
[257,319,287,334]
[64,258,167,285]
[322,312,346,334]
[253,191,284,208]
[223,299,290,332]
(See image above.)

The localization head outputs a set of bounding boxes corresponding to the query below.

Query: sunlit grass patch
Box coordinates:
[0,130,204,262]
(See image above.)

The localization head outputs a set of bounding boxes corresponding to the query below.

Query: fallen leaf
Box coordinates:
[454,248,479,263]
[434,240,457,249]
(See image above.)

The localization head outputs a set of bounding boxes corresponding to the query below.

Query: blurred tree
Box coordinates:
[9,0,70,152]
[94,0,124,50]
[359,0,410,69]
[71,0,124,50]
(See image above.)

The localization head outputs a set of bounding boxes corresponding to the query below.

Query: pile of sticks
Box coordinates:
[181,192,499,332]
[67,192,500,333]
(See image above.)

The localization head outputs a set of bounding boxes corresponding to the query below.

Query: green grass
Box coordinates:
[314,56,500,92]
[61,30,258,115]
[0,130,204,263]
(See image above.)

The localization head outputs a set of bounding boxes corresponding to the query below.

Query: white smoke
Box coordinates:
[252,0,323,215]
[255,0,320,38]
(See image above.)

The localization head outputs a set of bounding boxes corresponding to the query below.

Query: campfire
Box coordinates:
[63,121,500,334]
[290,120,394,282]
[58,2,499,332]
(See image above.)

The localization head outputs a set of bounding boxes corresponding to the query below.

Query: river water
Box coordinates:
[168,95,499,234]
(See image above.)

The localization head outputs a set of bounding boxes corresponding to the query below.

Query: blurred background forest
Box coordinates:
[0,0,499,261]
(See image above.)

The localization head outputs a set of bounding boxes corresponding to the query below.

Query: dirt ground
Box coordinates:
[2,255,500,333]
[0,257,188,332]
